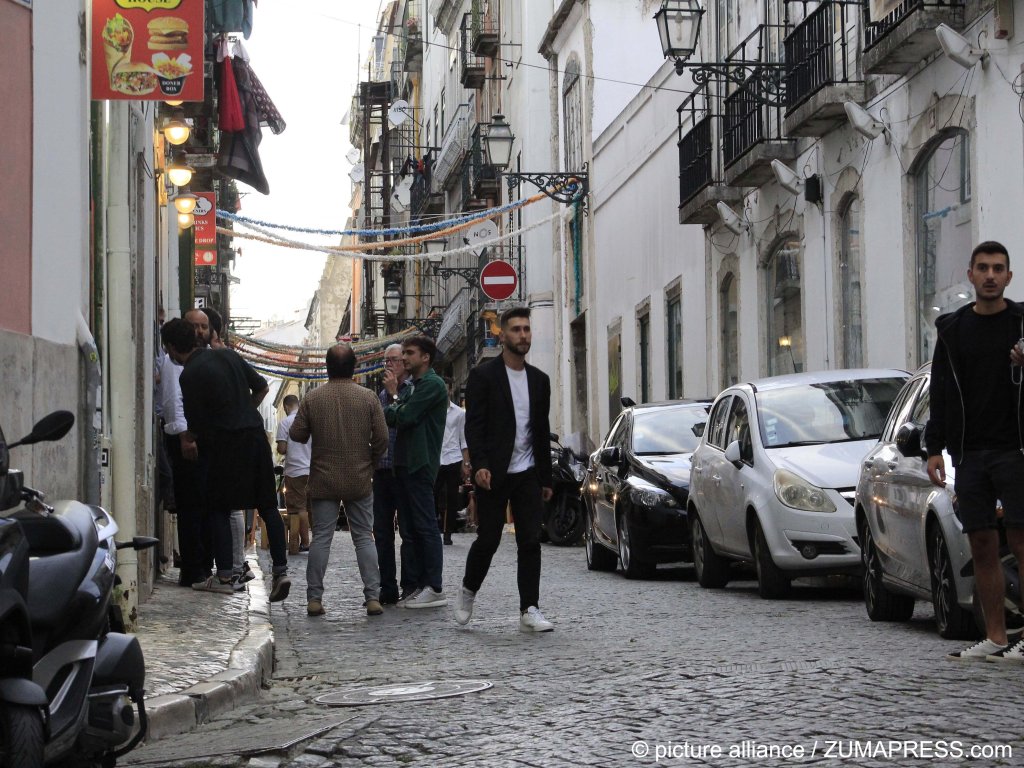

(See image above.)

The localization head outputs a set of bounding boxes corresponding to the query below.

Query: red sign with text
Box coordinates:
[193,191,217,267]
[92,0,204,101]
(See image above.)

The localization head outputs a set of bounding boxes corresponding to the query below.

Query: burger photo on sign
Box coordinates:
[147,17,189,50]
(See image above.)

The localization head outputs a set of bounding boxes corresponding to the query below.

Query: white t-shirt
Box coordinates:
[440,401,468,466]
[276,411,311,477]
[506,366,534,473]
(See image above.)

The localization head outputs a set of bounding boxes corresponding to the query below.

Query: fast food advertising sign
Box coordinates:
[193,192,217,267]
[92,0,204,101]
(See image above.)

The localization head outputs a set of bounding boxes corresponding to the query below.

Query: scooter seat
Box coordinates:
[16,502,98,629]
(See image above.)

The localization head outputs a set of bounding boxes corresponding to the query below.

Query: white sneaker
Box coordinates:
[454,587,476,625]
[404,587,447,609]
[519,606,554,633]
[987,638,1024,664]
[947,637,1007,661]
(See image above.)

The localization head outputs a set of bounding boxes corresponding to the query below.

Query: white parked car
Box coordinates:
[688,369,909,598]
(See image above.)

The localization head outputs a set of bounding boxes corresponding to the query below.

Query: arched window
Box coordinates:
[562,58,583,172]
[765,238,803,375]
[720,273,738,386]
[838,196,863,368]
[915,129,971,364]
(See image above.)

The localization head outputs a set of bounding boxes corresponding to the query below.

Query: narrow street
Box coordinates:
[125,534,1020,767]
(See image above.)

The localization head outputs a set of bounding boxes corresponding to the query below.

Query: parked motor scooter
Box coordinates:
[542,433,586,546]
[0,410,157,768]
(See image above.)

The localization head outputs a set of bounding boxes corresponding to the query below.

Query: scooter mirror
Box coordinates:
[549,432,560,443]
[10,410,75,449]
[116,536,160,551]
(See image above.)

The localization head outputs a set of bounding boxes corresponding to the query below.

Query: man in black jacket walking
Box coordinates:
[925,240,1024,661]
[454,306,554,632]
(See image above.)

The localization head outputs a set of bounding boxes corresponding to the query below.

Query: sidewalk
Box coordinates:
[134,549,275,741]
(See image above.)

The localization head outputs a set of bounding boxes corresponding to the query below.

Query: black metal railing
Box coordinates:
[863,0,964,51]
[677,83,717,206]
[460,13,486,88]
[785,0,860,111]
[721,24,788,168]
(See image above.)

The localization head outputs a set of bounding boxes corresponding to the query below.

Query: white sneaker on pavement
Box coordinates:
[404,587,447,609]
[947,637,1007,661]
[519,606,554,632]
[454,587,476,625]
[987,637,1024,664]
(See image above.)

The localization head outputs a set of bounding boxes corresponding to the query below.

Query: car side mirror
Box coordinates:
[895,422,926,460]
[599,446,621,467]
[724,440,742,467]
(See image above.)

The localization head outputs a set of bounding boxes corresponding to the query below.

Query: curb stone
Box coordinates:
[142,557,274,742]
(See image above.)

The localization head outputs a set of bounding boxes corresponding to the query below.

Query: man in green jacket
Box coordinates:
[383,335,449,608]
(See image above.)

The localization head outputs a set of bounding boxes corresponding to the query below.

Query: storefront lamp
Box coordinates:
[167,154,194,187]
[384,283,403,316]
[162,117,191,146]
[177,211,194,229]
[173,191,197,215]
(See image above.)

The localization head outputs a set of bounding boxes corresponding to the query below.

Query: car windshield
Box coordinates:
[632,406,707,455]
[756,377,906,448]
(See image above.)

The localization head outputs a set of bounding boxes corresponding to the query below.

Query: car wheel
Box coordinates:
[752,519,791,600]
[618,513,655,579]
[928,524,978,639]
[691,512,729,588]
[860,516,914,622]
[585,509,617,572]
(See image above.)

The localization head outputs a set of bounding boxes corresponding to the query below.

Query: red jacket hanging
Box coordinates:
[218,57,245,133]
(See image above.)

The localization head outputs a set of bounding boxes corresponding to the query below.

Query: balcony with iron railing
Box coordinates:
[461,123,499,207]
[402,10,423,72]
[721,24,797,187]
[676,83,746,226]
[783,0,865,136]
[460,13,486,89]
[471,0,499,56]
[432,103,471,193]
[862,0,965,74]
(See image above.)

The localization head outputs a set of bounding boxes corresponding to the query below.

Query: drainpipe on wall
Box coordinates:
[106,101,139,628]
[76,313,102,506]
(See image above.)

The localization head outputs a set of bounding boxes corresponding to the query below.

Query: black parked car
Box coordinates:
[583,399,709,578]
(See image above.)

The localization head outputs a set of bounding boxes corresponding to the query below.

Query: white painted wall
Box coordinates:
[31,1,91,345]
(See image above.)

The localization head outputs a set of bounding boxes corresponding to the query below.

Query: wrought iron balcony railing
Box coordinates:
[677,84,716,206]
[863,0,964,51]
[784,0,861,112]
[460,13,486,89]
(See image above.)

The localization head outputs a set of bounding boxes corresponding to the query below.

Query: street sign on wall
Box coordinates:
[479,260,518,302]
[91,0,204,101]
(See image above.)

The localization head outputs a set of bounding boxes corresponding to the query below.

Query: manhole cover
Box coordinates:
[315,679,492,707]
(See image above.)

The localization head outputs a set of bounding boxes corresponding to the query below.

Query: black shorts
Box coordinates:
[954,449,1024,533]
[203,427,278,513]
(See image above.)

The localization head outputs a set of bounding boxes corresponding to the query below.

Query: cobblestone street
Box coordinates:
[125,532,1023,767]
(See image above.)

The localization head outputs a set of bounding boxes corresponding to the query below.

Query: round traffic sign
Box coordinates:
[479,260,518,301]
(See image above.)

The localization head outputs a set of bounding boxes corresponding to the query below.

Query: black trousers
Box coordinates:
[434,461,463,535]
[164,432,211,584]
[463,468,543,612]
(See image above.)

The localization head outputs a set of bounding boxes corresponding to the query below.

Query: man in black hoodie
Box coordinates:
[925,240,1024,661]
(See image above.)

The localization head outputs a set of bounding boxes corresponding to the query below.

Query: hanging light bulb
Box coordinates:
[173,191,197,215]
[166,154,194,187]
[164,99,184,107]
[177,211,194,228]
[162,118,190,146]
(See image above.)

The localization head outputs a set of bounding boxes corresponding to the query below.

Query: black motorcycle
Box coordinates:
[542,433,586,546]
[0,411,156,768]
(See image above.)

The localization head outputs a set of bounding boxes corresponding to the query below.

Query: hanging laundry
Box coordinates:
[218,56,246,133]
[206,0,255,40]
[218,54,270,194]
[235,59,285,135]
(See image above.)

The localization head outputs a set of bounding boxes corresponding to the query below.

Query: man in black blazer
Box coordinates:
[454,306,554,632]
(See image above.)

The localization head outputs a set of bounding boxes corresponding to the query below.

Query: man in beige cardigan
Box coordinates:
[290,344,388,617]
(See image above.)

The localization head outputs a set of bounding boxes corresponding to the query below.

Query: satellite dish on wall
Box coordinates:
[388,100,412,127]
[345,147,360,164]
[348,163,365,183]
[391,175,413,213]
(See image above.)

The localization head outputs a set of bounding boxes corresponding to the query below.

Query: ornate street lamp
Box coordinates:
[424,238,447,270]
[383,283,403,316]
[654,0,704,68]
[166,153,194,187]
[484,114,514,171]
[423,238,482,284]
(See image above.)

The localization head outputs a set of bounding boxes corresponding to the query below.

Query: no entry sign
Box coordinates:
[479,260,518,301]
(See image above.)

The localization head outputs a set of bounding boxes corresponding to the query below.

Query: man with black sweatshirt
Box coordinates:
[925,240,1024,661]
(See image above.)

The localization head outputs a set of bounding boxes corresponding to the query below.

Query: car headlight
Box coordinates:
[629,481,680,509]
[773,469,836,513]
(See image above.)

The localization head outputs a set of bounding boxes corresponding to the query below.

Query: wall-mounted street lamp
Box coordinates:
[177,211,194,229]
[173,190,198,215]
[162,113,191,146]
[166,153,194,187]
[654,0,784,105]
[778,335,798,372]
[383,283,403,316]
[423,238,482,284]
[483,114,589,210]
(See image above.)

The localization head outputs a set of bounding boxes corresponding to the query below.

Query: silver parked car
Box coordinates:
[855,363,1021,639]
[689,369,909,599]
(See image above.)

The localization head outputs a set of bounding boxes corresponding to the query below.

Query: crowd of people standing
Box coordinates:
[157,305,556,633]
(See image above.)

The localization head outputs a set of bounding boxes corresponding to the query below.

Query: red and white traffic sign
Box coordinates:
[479,260,518,301]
